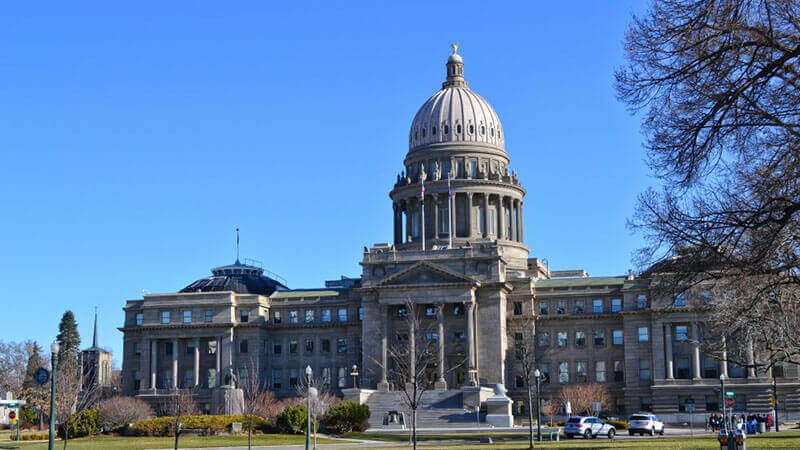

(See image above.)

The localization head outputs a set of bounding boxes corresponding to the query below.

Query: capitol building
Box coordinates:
[120,47,800,424]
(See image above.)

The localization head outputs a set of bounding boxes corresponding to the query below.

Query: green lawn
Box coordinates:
[0,433,352,449]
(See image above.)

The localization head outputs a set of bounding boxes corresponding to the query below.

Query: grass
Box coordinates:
[0,433,352,449]
[361,430,800,449]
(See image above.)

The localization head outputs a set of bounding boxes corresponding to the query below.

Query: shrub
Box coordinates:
[322,401,370,435]
[98,396,154,431]
[276,404,311,434]
[126,415,271,437]
[58,409,101,438]
[603,419,628,430]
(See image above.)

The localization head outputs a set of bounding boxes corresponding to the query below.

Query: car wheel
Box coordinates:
[608,429,615,439]
[584,430,592,439]
[649,428,655,436]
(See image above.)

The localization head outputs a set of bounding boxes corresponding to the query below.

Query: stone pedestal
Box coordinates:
[485,384,514,428]
[211,386,244,415]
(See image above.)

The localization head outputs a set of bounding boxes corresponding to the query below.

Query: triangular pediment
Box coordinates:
[375,261,477,287]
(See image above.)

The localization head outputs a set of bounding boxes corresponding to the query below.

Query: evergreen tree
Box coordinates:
[57,311,81,361]
[22,341,44,390]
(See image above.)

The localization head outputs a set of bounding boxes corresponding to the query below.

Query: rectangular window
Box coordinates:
[537,332,549,347]
[273,311,282,324]
[322,309,332,322]
[613,360,624,382]
[305,310,315,323]
[612,330,623,345]
[593,330,605,346]
[161,311,170,324]
[574,299,584,314]
[636,294,647,309]
[337,338,347,353]
[135,313,143,326]
[592,299,603,313]
[611,298,622,312]
[557,331,567,348]
[305,339,314,353]
[595,361,606,382]
[338,308,348,322]
[539,302,548,316]
[639,359,651,381]
[240,309,249,323]
[204,311,213,323]
[239,340,248,354]
[273,342,281,355]
[289,369,298,388]
[576,361,588,382]
[321,339,331,353]
[675,325,688,342]
[575,330,586,347]
[638,326,649,343]
[676,357,691,379]
[556,300,566,315]
[289,340,297,354]
[674,292,687,307]
[513,302,522,316]
[558,362,569,384]
[289,311,298,324]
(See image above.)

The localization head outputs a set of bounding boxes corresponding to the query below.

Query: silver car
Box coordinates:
[563,416,616,439]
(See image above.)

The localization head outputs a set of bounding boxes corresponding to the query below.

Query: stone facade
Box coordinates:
[119,47,800,421]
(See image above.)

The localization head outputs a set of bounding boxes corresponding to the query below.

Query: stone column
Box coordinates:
[747,340,756,378]
[511,199,518,242]
[665,324,674,379]
[720,336,729,377]
[172,339,179,389]
[692,322,702,380]
[215,336,222,386]
[435,304,447,389]
[378,305,389,391]
[150,339,158,390]
[194,338,201,386]
[465,301,477,386]
[466,193,473,238]
[483,194,490,237]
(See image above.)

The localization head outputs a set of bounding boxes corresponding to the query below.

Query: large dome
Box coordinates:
[408,46,505,153]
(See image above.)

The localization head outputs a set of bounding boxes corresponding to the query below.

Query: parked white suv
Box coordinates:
[563,416,616,439]
[628,413,665,436]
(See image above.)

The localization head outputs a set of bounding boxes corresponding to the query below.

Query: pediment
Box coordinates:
[375,261,477,287]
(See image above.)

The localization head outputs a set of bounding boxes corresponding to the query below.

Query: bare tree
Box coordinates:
[55,358,100,449]
[163,387,199,450]
[378,300,464,450]
[558,383,611,417]
[616,0,800,369]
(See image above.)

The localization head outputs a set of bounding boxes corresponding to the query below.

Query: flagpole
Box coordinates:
[448,173,453,249]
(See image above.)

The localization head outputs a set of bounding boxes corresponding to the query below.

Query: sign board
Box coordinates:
[34,367,50,385]
[726,397,735,408]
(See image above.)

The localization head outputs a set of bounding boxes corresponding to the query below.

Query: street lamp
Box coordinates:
[49,341,60,450]
[350,365,359,389]
[534,369,543,442]
[305,365,313,450]
[720,373,727,433]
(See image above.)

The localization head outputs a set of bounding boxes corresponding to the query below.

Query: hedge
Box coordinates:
[126,414,271,437]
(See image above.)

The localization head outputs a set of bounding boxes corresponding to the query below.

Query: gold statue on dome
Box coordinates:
[451,43,459,54]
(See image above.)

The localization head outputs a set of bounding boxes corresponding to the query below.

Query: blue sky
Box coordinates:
[0,1,651,364]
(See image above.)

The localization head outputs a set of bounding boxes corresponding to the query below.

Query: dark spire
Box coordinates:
[92,307,98,349]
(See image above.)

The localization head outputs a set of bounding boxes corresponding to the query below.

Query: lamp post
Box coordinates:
[49,341,60,450]
[720,373,727,433]
[534,369,542,442]
[305,365,312,450]
[350,365,359,389]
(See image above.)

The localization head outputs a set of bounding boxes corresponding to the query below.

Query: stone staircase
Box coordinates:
[364,389,485,428]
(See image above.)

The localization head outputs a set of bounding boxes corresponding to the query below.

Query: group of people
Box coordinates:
[708,413,775,434]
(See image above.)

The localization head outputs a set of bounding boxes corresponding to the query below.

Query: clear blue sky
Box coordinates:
[0,1,651,365]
